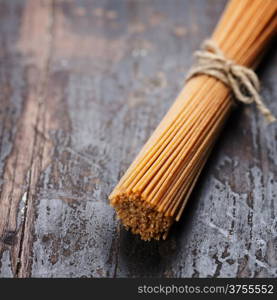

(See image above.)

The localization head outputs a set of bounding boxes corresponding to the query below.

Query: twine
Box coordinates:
[186,40,276,123]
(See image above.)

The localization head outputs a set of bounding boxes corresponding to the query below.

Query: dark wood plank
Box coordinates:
[0,0,276,278]
[0,0,26,277]
[0,0,56,277]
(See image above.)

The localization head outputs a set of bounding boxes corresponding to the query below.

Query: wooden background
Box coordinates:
[0,0,276,278]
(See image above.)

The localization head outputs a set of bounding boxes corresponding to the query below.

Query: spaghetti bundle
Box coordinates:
[109,0,277,241]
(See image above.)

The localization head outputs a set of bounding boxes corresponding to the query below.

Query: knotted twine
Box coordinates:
[186,40,276,123]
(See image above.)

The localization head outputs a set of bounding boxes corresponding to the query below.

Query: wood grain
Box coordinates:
[0,0,276,278]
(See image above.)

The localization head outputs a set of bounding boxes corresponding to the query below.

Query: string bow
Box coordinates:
[186,40,276,123]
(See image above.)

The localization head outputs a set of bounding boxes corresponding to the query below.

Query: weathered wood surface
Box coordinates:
[0,0,276,278]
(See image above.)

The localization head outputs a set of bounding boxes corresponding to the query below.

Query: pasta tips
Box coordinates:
[111,193,173,241]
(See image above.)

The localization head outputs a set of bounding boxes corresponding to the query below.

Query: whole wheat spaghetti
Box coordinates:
[109,0,277,241]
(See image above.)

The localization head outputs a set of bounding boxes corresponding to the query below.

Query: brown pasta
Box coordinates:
[109,0,277,241]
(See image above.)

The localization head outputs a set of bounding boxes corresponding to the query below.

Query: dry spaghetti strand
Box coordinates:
[109,0,277,241]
